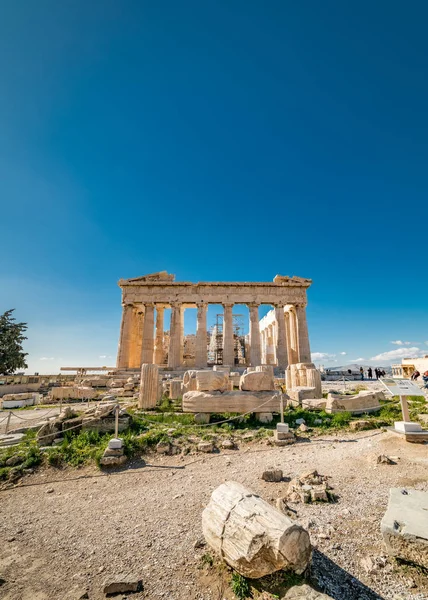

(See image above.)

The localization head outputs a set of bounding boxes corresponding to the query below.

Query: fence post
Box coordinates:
[5,411,12,434]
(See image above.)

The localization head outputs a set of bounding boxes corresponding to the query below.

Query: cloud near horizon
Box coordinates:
[311,352,336,361]
[371,346,421,361]
[391,340,412,345]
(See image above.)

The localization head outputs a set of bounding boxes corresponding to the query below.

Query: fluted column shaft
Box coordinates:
[117,304,134,368]
[223,303,234,366]
[139,363,160,408]
[141,303,155,364]
[168,303,182,368]
[275,304,288,370]
[129,308,144,368]
[154,306,165,365]
[195,302,208,368]
[284,312,294,365]
[179,306,185,365]
[288,309,299,364]
[296,304,311,363]
[249,304,261,366]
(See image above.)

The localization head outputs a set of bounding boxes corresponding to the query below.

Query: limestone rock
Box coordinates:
[326,390,384,414]
[99,455,127,467]
[298,423,309,432]
[377,454,395,465]
[256,412,273,423]
[381,488,428,566]
[240,371,274,392]
[183,390,281,414]
[285,471,332,504]
[202,481,311,578]
[221,439,235,449]
[262,469,283,482]
[196,371,228,392]
[156,441,171,454]
[198,441,214,453]
[349,420,372,431]
[102,575,143,595]
[284,584,333,599]
[194,413,210,424]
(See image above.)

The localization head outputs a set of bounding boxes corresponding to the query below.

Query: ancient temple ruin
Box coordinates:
[116,271,312,370]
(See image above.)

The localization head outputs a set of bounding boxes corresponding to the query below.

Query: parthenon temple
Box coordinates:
[116,272,312,370]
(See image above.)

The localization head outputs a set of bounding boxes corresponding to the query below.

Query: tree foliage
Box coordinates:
[0,309,28,375]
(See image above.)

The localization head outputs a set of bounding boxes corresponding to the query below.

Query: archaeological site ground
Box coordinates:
[1,273,428,600]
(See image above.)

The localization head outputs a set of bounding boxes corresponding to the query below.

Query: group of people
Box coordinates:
[359,367,386,380]
[411,369,428,389]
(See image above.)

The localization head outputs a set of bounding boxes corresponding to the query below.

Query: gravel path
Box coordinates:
[1,430,428,600]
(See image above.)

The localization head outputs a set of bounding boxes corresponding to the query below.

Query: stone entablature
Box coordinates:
[117,271,312,370]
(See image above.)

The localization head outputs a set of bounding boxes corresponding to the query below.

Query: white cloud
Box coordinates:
[391,340,411,346]
[371,347,421,361]
[340,352,347,355]
[425,341,428,346]
[99,355,113,359]
[40,357,55,361]
[311,352,336,361]
[351,358,366,362]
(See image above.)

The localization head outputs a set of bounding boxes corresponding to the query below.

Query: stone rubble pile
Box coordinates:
[284,470,334,504]
[36,404,132,445]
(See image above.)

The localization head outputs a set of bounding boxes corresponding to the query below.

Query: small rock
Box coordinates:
[262,469,283,482]
[46,488,54,494]
[7,537,16,542]
[194,538,206,549]
[156,441,171,455]
[313,419,323,426]
[221,439,235,450]
[5,455,23,467]
[198,442,214,453]
[298,423,308,432]
[102,575,143,595]
[377,454,395,465]
[349,420,372,431]
[295,418,306,425]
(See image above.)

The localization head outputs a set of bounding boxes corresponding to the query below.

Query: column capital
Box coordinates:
[223,302,234,309]
[144,302,155,309]
[196,301,207,309]
[274,303,285,309]
[170,301,181,309]
[247,302,260,308]
[295,302,307,309]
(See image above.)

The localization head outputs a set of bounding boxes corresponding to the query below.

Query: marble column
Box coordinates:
[154,306,165,365]
[284,312,294,366]
[179,306,185,365]
[266,324,275,365]
[248,303,261,366]
[129,308,144,368]
[275,304,288,370]
[195,302,208,368]
[117,304,134,369]
[141,303,155,364]
[168,303,181,368]
[222,303,234,366]
[288,309,299,365]
[296,303,311,363]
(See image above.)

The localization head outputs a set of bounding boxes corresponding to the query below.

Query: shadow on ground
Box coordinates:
[310,550,385,600]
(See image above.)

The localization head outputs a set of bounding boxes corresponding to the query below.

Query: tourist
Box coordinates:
[411,370,420,381]
[360,366,364,381]
[423,371,428,389]
[368,367,373,380]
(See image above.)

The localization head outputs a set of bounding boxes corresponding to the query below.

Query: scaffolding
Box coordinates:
[208,314,246,365]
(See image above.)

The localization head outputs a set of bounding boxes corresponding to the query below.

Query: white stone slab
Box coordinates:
[108,437,123,449]
[381,488,428,565]
[394,421,423,433]
[277,422,289,433]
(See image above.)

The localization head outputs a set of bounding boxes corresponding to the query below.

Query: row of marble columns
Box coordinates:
[117,302,311,370]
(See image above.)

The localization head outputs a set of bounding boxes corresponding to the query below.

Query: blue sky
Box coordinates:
[1,1,427,373]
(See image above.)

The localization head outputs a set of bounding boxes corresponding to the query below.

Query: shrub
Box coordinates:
[230,572,251,599]
[331,411,352,427]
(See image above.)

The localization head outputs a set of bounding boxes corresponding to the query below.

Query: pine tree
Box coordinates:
[0,309,28,375]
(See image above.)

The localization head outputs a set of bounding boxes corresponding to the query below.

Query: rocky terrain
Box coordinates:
[1,428,428,600]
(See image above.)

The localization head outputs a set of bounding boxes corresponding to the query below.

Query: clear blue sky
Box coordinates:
[1,1,427,373]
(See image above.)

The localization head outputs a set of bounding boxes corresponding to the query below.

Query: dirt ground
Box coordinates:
[1,429,428,600]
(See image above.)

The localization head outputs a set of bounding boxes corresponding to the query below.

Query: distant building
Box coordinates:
[392,355,428,378]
